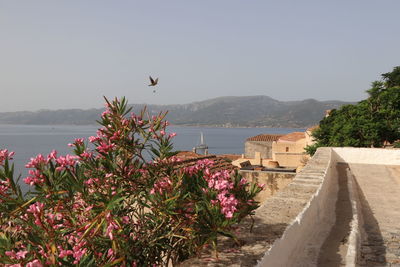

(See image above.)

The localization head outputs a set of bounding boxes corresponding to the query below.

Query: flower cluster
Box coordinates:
[0,178,10,202]
[23,151,78,186]
[186,161,244,219]
[150,177,172,195]
[0,149,14,166]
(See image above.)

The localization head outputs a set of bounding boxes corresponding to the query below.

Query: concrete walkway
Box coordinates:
[350,164,400,266]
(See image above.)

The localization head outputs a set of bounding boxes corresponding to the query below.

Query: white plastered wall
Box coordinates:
[333,147,400,165]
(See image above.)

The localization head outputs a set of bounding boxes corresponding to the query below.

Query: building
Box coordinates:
[244,134,283,158]
[272,126,318,168]
[272,132,307,167]
[234,127,318,170]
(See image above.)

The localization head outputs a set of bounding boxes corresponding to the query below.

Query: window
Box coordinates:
[286,147,289,152]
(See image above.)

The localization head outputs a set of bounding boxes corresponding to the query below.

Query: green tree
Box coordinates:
[306,66,400,154]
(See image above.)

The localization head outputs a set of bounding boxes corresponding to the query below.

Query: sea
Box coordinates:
[0,124,304,193]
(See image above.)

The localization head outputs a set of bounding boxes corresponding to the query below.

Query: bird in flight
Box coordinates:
[148,76,158,86]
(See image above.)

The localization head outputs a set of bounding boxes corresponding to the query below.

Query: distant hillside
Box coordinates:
[0,96,352,127]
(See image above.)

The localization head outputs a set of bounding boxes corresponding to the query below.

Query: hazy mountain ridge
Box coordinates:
[0,96,351,127]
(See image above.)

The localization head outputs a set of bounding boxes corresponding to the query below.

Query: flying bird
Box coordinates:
[148,76,158,86]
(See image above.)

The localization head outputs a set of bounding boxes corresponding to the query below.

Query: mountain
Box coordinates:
[0,96,351,127]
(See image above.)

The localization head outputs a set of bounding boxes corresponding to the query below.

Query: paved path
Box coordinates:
[349,164,400,266]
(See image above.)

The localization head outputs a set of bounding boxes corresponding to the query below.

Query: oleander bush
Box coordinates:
[0,97,263,266]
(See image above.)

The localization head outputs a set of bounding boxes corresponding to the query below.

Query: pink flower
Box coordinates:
[151,177,173,195]
[122,216,130,224]
[84,178,94,185]
[59,249,73,258]
[5,250,16,258]
[88,136,100,143]
[79,151,92,159]
[72,243,87,264]
[96,141,116,154]
[96,129,107,138]
[0,179,11,199]
[55,154,78,171]
[0,149,15,165]
[24,169,45,186]
[101,110,111,118]
[107,248,114,257]
[110,130,121,141]
[16,250,28,259]
[121,118,129,126]
[26,260,43,267]
[25,154,45,168]
[217,193,238,219]
[106,221,119,240]
[6,249,29,261]
[74,138,84,145]
[225,211,234,218]
[169,132,177,138]
[27,202,44,214]
[46,150,57,162]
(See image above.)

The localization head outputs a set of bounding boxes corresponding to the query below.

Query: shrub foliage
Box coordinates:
[0,97,262,266]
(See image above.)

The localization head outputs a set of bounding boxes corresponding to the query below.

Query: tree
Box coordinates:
[306,66,400,154]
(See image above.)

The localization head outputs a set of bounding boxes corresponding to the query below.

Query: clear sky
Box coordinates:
[0,0,399,112]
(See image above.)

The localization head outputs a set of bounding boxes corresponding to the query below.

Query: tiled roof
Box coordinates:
[173,155,238,173]
[246,134,284,142]
[218,154,241,161]
[278,132,306,142]
[176,151,203,160]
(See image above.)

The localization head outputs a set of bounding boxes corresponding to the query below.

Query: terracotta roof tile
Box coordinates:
[176,151,203,160]
[278,132,306,142]
[173,155,238,173]
[218,154,241,161]
[246,134,283,142]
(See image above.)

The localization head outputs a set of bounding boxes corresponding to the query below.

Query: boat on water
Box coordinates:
[193,132,208,154]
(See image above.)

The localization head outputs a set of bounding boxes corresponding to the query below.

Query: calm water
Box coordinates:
[0,124,303,193]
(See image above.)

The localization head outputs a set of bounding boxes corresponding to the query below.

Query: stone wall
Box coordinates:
[273,152,307,168]
[257,147,338,266]
[239,170,295,202]
[245,141,274,158]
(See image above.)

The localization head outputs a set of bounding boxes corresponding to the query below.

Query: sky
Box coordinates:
[0,0,399,112]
